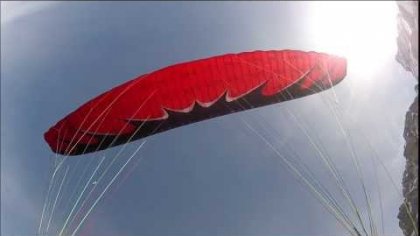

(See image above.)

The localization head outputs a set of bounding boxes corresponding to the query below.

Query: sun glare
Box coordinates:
[306,2,398,79]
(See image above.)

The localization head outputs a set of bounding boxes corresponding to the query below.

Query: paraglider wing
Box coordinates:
[44,50,347,156]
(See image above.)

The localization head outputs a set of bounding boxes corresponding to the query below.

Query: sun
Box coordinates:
[305,1,398,79]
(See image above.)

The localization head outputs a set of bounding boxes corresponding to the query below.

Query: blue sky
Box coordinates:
[1,2,417,236]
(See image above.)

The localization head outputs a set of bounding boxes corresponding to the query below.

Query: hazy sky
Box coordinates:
[1,2,417,236]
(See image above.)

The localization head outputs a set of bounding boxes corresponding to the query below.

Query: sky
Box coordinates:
[1,1,417,236]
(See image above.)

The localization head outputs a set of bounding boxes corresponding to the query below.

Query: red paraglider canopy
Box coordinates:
[45,50,347,156]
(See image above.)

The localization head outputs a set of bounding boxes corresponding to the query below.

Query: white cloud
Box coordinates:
[1,1,57,25]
